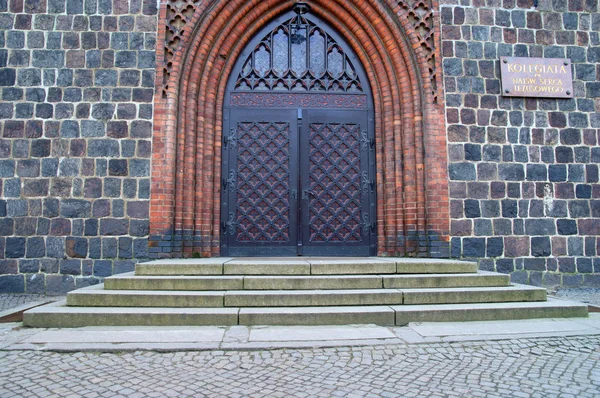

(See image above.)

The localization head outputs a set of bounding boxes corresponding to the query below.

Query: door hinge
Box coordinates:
[222,170,236,192]
[222,212,237,235]
[360,130,374,151]
[362,213,376,235]
[223,128,238,148]
[362,171,374,193]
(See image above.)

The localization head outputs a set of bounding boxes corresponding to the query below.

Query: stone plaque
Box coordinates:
[500,57,573,98]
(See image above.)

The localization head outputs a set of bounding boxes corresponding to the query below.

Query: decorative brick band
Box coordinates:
[229,93,369,110]
[150,0,450,257]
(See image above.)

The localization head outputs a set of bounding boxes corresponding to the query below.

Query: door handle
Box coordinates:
[302,190,315,200]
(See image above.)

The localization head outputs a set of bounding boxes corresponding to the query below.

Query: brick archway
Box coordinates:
[150,0,450,258]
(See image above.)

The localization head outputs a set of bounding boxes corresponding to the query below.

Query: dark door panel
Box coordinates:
[300,110,375,256]
[221,109,299,256]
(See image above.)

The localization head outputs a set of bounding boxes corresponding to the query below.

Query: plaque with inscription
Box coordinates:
[500,57,573,98]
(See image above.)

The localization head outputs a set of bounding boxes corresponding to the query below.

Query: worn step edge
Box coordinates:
[393,299,589,325]
[67,285,226,307]
[23,300,587,328]
[105,273,245,291]
[106,274,384,291]
[23,301,239,328]
[69,287,405,307]
[135,259,232,276]
[307,259,396,275]
[382,272,510,289]
[67,285,546,308]
[224,290,403,307]
[133,258,478,276]
[390,259,478,274]
[402,285,547,305]
[238,306,396,326]
[105,272,508,291]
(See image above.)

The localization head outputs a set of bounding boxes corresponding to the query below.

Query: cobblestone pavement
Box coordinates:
[550,288,600,306]
[0,335,599,397]
[0,294,64,312]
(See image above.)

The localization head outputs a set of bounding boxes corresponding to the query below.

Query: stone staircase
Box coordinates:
[23,258,588,327]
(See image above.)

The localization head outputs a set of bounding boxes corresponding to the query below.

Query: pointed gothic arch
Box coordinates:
[150,0,450,258]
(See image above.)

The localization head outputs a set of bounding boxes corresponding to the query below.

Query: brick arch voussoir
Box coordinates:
[177,0,412,256]
[168,0,289,255]
[151,0,449,257]
[196,3,293,255]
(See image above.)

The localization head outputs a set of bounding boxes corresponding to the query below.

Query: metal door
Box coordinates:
[300,109,374,256]
[222,109,299,256]
[222,108,374,256]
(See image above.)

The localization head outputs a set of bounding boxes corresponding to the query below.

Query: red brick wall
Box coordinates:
[150,0,450,258]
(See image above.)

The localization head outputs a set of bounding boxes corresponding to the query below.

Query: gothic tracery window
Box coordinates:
[234,14,363,93]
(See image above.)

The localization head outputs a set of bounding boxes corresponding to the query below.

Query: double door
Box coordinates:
[221,108,376,256]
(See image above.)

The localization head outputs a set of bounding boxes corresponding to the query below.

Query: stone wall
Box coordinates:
[441,0,600,286]
[0,0,156,293]
[1,0,599,293]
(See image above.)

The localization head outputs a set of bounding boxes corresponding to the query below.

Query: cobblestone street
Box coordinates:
[1,335,599,397]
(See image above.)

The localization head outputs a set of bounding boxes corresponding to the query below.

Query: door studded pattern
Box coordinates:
[235,122,291,243]
[308,123,362,243]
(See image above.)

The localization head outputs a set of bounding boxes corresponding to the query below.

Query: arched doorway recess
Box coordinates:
[150,0,450,258]
[221,5,376,256]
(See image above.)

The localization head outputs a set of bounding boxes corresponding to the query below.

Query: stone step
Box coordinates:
[105,272,508,291]
[67,285,225,307]
[241,299,588,326]
[24,301,238,327]
[105,273,245,291]
[224,289,403,307]
[23,299,587,328]
[135,258,232,276]
[402,285,547,305]
[393,299,589,325]
[67,286,404,307]
[66,284,545,308]
[383,272,509,289]
[135,258,478,276]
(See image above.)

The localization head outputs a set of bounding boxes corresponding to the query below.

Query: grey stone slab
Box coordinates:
[224,258,310,275]
[222,325,250,344]
[66,288,226,307]
[309,258,395,275]
[401,285,547,305]
[7,343,223,352]
[23,301,239,327]
[411,317,592,338]
[383,272,509,289]
[243,275,382,290]
[105,275,244,291]
[393,299,588,325]
[249,325,396,342]
[135,258,231,275]
[224,289,403,307]
[570,313,600,331]
[0,300,48,319]
[24,327,226,343]
[389,258,479,274]
[239,306,395,326]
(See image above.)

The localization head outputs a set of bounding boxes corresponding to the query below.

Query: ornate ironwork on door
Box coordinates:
[307,123,362,243]
[235,121,291,243]
[222,3,376,256]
